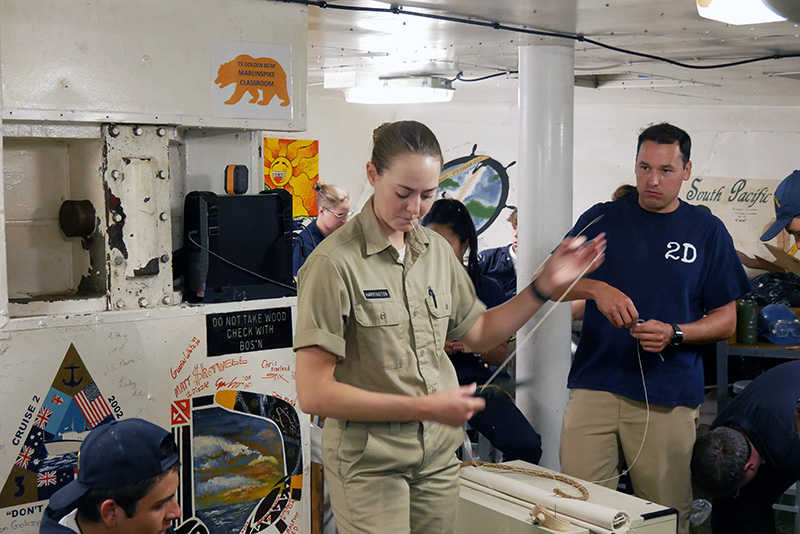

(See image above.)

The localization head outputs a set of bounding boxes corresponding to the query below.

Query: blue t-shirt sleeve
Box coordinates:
[700,215,752,311]
[566,203,606,240]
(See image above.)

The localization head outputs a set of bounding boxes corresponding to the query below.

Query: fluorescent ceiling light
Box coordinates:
[344,76,454,104]
[696,0,786,25]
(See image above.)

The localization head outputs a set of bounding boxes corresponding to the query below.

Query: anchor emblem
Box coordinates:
[62,364,83,388]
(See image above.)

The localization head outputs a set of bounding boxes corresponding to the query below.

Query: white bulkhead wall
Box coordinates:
[1,0,308,130]
[0,0,307,315]
[0,112,7,327]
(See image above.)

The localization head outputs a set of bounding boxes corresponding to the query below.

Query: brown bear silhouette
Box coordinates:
[215,54,291,107]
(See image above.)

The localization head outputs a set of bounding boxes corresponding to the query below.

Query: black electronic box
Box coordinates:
[183,190,295,302]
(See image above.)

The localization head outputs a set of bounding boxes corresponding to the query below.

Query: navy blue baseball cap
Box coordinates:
[761,170,800,241]
[48,418,179,510]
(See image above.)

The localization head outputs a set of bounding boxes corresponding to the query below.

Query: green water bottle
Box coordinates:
[737,298,758,345]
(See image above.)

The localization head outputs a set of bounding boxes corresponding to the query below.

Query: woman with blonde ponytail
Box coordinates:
[292,181,351,277]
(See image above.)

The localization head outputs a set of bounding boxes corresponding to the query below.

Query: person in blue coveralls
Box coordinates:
[692,359,800,534]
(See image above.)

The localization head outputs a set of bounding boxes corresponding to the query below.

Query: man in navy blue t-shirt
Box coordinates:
[557,123,751,534]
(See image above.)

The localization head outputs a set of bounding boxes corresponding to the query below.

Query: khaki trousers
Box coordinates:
[560,388,698,534]
[322,419,461,534]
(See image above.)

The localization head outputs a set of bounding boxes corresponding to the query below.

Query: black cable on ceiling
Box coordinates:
[282,0,800,74]
[454,71,517,83]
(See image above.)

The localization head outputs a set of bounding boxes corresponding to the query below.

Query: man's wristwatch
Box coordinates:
[669,323,683,346]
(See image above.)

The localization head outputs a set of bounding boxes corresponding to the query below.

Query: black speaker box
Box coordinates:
[184,190,295,302]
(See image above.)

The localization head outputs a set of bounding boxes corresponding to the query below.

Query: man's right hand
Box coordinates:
[595,283,639,328]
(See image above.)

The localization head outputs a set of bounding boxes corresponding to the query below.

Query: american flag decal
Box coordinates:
[75,382,112,428]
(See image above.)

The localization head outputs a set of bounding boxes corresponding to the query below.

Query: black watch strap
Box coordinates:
[670,323,683,346]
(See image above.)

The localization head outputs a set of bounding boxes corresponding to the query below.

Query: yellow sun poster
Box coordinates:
[264,138,319,217]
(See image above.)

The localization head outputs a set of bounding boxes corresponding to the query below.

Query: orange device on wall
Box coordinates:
[225,164,249,194]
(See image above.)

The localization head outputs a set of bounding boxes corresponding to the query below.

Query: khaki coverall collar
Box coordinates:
[359,196,430,259]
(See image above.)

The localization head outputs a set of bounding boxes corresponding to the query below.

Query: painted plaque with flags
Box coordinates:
[0,344,116,508]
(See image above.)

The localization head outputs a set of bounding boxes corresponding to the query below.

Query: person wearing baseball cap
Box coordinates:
[760,170,800,244]
[40,418,181,534]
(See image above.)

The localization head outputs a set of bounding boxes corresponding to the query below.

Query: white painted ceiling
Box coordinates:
[301,0,800,105]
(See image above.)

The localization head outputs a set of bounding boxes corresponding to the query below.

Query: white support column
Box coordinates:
[515,42,575,470]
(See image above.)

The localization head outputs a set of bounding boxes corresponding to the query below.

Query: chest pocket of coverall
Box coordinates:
[353,301,405,369]
[425,290,452,352]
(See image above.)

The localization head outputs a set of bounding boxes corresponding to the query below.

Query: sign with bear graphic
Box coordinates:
[212,42,293,120]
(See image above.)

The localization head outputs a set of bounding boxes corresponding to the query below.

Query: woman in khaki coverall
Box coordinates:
[294,120,605,534]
